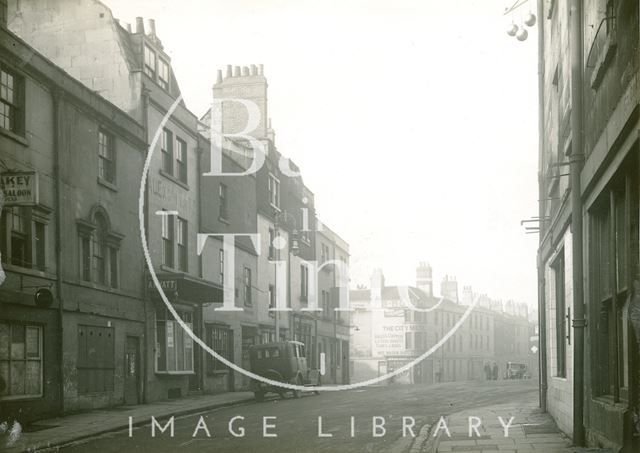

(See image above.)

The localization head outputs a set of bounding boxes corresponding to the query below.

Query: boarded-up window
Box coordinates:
[77,325,115,394]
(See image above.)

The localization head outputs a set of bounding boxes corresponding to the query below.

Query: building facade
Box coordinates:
[537,0,639,450]
[0,24,146,422]
[2,0,352,424]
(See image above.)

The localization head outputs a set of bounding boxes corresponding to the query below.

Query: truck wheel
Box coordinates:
[254,391,264,402]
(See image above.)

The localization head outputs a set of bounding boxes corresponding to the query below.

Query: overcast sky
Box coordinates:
[104,0,540,307]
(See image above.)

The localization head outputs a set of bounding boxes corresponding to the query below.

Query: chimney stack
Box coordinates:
[147,18,156,36]
[135,17,145,34]
[125,22,132,33]
[370,269,385,308]
[259,64,264,76]
[234,66,241,77]
[250,64,257,76]
[242,66,249,76]
[226,65,232,78]
[216,69,223,84]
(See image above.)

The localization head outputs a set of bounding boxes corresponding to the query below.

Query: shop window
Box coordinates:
[155,306,194,374]
[589,162,637,401]
[0,322,42,399]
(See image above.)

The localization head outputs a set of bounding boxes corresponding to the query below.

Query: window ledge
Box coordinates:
[98,177,118,192]
[76,279,123,295]
[592,395,627,409]
[160,264,177,273]
[159,169,190,191]
[155,371,196,376]
[208,369,229,376]
[0,127,29,147]
[0,394,44,402]
[1,263,54,281]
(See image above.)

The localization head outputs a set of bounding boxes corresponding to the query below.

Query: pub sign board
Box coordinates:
[0,171,39,206]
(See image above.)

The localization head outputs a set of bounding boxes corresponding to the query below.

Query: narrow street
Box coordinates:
[59,380,538,453]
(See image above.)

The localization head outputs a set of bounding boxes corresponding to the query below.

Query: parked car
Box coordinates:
[248,340,321,401]
[505,362,527,379]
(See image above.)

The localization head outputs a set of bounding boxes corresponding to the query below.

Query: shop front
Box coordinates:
[146,272,221,401]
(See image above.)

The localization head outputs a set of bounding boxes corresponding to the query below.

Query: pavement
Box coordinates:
[422,393,573,453]
[2,391,254,453]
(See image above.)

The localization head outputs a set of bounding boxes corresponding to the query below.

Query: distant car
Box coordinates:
[506,362,527,379]
[248,340,321,401]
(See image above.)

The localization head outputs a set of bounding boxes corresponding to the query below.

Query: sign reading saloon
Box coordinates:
[0,171,39,206]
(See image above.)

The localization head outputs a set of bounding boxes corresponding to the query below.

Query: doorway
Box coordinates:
[124,336,140,405]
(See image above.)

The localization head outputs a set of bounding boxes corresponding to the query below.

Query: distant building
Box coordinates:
[349,265,534,385]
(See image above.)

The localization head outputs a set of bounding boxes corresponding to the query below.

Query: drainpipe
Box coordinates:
[536,0,547,414]
[538,258,547,412]
[141,86,151,403]
[569,0,586,446]
[53,89,64,414]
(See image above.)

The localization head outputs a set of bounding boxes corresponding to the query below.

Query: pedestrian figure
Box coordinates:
[484,362,491,380]
[492,362,498,380]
